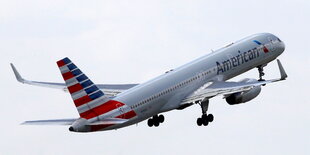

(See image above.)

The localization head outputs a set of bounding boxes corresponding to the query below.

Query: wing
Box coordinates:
[22,118,77,125]
[181,59,287,104]
[10,63,138,96]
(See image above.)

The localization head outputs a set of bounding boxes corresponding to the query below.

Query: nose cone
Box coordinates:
[278,41,285,54]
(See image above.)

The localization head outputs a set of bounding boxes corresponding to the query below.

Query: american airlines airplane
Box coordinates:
[11,33,287,132]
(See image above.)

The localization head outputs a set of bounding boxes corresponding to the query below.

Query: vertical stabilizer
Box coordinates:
[57,57,110,120]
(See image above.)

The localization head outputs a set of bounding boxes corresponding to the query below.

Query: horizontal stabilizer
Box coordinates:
[22,118,77,125]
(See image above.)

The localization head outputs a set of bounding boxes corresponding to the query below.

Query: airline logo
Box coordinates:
[216,40,271,75]
[253,40,269,53]
[216,50,259,75]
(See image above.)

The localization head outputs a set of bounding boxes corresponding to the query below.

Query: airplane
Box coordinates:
[11,33,287,132]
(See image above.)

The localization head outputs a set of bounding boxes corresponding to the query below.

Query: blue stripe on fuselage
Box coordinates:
[253,40,262,45]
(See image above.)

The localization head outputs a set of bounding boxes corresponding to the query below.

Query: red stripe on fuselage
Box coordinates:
[57,60,66,67]
[68,83,84,94]
[116,110,137,119]
[74,95,92,107]
[62,72,74,81]
[80,100,125,119]
[89,110,137,131]
[90,124,114,132]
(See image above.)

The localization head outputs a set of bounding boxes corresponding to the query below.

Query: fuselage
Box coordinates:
[99,33,285,131]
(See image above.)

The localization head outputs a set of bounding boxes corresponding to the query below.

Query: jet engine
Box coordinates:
[225,78,261,105]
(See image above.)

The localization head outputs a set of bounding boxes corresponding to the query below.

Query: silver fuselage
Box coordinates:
[101,33,285,131]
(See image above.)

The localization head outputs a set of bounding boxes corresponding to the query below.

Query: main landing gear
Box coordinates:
[196,99,214,126]
[147,114,164,127]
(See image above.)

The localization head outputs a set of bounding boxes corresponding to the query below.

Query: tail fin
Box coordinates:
[57,57,110,119]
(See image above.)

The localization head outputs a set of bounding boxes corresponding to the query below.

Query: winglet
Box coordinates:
[10,63,25,83]
[277,59,287,80]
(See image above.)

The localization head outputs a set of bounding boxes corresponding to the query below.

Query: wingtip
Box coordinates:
[10,63,25,83]
[277,59,288,80]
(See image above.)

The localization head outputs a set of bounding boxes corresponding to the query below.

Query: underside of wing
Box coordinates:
[181,80,263,103]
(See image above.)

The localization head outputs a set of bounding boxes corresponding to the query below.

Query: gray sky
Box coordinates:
[1,0,309,154]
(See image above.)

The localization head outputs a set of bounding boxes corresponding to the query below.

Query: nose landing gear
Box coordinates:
[257,65,265,81]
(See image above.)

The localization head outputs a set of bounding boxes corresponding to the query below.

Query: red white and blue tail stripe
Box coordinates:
[57,57,137,131]
[57,58,108,118]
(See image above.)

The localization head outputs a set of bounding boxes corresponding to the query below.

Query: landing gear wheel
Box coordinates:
[158,115,164,123]
[196,99,215,127]
[202,114,207,120]
[147,119,153,127]
[153,120,160,127]
[207,114,214,122]
[202,118,209,126]
[197,118,202,126]
[153,115,158,122]
[148,114,165,127]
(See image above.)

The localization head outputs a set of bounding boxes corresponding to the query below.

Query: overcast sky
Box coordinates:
[1,0,309,154]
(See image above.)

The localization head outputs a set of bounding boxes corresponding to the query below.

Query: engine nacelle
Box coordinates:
[226,79,262,105]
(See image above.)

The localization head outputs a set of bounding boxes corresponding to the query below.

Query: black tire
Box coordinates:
[147,119,153,127]
[202,118,209,126]
[154,120,160,127]
[207,114,214,122]
[202,114,207,120]
[158,115,165,123]
[197,118,202,126]
[153,115,158,122]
